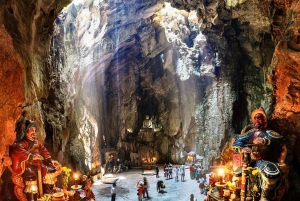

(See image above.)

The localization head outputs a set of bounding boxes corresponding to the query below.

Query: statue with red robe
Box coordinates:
[10,120,61,201]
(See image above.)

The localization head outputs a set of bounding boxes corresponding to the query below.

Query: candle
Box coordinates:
[218,168,225,184]
[74,173,79,187]
[74,173,78,180]
[31,185,36,201]
[31,185,36,192]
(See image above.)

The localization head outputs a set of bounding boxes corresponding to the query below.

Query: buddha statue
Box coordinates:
[142,115,152,129]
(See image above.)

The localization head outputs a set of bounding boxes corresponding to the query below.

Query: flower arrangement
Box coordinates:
[245,167,261,198]
[62,166,72,187]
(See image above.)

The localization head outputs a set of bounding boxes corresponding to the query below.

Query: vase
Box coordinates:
[62,185,68,194]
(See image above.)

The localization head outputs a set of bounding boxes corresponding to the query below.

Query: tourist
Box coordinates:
[189,164,194,179]
[137,180,144,201]
[196,166,202,181]
[194,165,198,180]
[174,166,179,182]
[180,164,185,181]
[143,177,149,198]
[157,180,164,193]
[155,165,159,178]
[111,183,116,201]
[163,164,168,178]
[199,177,205,194]
[168,163,173,179]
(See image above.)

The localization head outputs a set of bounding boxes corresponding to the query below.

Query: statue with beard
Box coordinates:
[9,120,62,201]
[233,107,288,201]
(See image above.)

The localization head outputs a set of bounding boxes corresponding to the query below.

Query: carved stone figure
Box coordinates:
[142,115,152,129]
[10,120,62,201]
[232,107,288,201]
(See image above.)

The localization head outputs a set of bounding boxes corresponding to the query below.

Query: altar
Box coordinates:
[142,162,156,175]
[207,191,227,201]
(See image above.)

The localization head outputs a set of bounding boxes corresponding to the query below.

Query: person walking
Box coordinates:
[168,163,173,179]
[164,164,168,178]
[137,181,144,201]
[143,177,149,198]
[194,165,198,180]
[199,177,205,194]
[180,164,185,181]
[111,183,116,201]
[189,164,194,179]
[174,166,179,182]
[155,165,159,178]
[196,166,202,181]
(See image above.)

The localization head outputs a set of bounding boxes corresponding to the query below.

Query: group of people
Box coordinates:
[107,158,132,174]
[160,163,205,195]
[136,177,149,200]
[163,163,173,179]
[163,163,185,182]
[189,164,203,180]
[109,163,206,200]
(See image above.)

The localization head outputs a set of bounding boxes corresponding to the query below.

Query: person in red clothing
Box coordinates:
[136,180,145,201]
[189,164,194,179]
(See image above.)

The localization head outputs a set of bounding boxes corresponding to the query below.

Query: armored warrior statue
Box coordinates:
[233,107,288,201]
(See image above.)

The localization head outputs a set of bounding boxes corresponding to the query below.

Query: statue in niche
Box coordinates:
[140,115,162,131]
[151,115,162,132]
[10,120,62,201]
[142,115,152,129]
[139,115,162,142]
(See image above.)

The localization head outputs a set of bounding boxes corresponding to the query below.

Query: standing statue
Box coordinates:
[232,107,288,201]
[10,120,62,201]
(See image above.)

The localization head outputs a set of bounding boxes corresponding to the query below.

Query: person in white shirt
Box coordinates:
[199,177,205,194]
[196,166,202,180]
[174,166,179,182]
[180,165,185,181]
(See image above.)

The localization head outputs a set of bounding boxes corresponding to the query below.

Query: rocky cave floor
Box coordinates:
[91,165,205,201]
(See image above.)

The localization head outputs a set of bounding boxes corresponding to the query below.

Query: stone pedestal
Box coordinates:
[138,128,154,142]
